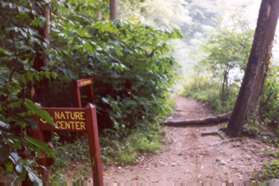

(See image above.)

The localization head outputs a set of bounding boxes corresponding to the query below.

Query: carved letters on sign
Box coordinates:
[40,111,86,131]
[39,109,88,131]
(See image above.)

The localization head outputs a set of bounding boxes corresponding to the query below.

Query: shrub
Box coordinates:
[261,66,279,126]
[183,75,237,113]
[260,160,279,180]
[0,1,57,184]
[48,0,180,177]
[47,0,180,142]
[183,25,252,114]
[0,0,180,183]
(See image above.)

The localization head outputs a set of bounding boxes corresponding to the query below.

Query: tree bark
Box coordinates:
[32,4,51,105]
[221,67,229,103]
[33,5,50,70]
[110,0,117,21]
[227,0,279,136]
[26,4,51,186]
[165,112,231,127]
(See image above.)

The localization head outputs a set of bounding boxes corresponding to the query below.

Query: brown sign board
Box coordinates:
[77,79,93,87]
[36,104,104,186]
[38,108,87,132]
[75,79,94,108]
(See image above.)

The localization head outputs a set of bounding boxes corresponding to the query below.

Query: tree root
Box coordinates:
[201,131,226,140]
[165,112,231,127]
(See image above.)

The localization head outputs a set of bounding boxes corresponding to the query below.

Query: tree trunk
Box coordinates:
[33,5,50,70]
[227,0,279,136]
[165,112,231,127]
[32,4,51,106]
[221,67,229,103]
[110,0,117,21]
[26,4,51,186]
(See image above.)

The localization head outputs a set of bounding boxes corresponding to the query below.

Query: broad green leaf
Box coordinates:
[4,160,14,173]
[24,99,54,125]
[0,48,12,57]
[25,136,54,158]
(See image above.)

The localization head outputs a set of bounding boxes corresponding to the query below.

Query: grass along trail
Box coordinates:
[103,96,275,185]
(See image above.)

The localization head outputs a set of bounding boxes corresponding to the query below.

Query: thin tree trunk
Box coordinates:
[33,5,50,70]
[97,11,103,20]
[32,4,51,105]
[227,0,279,136]
[110,0,117,21]
[27,4,51,186]
[221,67,229,103]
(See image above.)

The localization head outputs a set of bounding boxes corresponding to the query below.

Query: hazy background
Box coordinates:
[121,0,279,70]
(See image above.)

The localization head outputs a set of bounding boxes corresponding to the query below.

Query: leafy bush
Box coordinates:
[183,75,237,113]
[261,66,279,126]
[259,160,279,180]
[183,25,253,114]
[0,0,180,183]
[0,1,56,184]
[256,68,279,180]
[48,0,179,154]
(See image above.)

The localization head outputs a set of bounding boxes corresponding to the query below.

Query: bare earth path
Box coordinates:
[104,96,275,185]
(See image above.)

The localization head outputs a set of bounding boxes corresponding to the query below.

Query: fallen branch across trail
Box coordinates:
[165,112,231,127]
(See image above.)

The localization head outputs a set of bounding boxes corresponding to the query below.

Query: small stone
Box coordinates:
[232,144,240,148]
[132,176,139,180]
[216,158,226,165]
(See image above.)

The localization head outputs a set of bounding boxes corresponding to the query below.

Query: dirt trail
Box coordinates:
[104,96,275,185]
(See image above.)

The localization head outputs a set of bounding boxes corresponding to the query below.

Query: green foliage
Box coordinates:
[260,160,279,180]
[183,75,237,113]
[183,24,253,113]
[50,124,162,183]
[25,136,54,158]
[52,138,90,170]
[261,66,279,126]
[258,78,279,180]
[183,22,279,182]
[101,123,162,165]
[203,27,253,70]
[202,27,253,101]
[49,0,179,161]
[24,99,54,124]
[0,0,56,183]
[49,137,94,185]
[0,0,179,183]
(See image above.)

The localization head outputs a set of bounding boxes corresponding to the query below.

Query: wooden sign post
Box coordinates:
[74,79,94,107]
[38,104,104,186]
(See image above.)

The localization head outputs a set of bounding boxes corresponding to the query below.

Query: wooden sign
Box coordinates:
[37,104,104,186]
[74,79,94,107]
[38,108,87,131]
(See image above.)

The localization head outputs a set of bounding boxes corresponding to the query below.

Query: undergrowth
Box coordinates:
[101,123,162,165]
[255,160,279,181]
[183,76,238,113]
[45,0,179,183]
[50,123,164,184]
